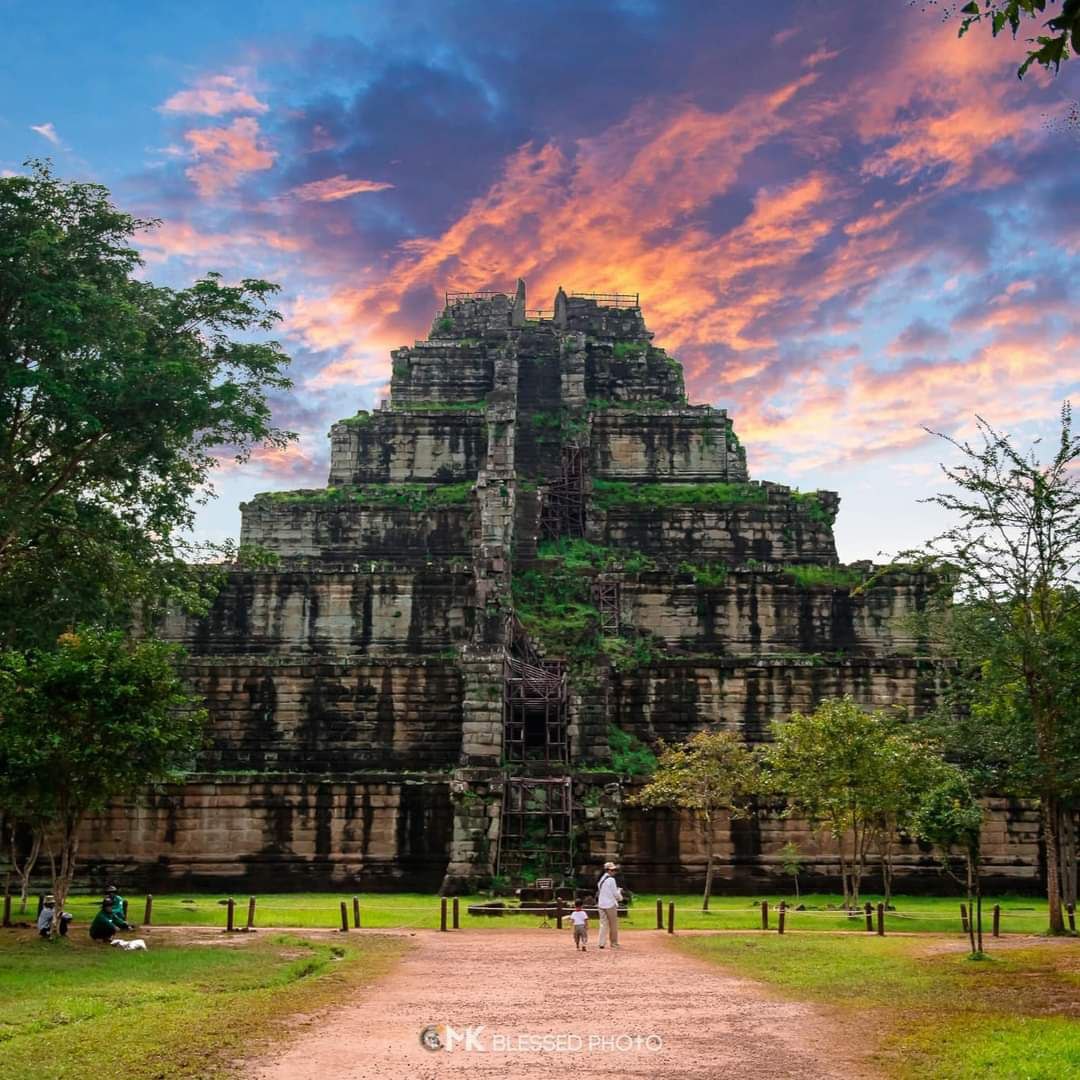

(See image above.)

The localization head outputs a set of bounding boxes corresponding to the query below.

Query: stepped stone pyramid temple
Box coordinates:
[82,282,1039,894]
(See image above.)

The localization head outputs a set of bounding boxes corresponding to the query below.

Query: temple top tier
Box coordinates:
[432,279,651,342]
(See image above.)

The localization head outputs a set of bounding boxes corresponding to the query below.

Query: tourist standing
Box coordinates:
[596,861,622,949]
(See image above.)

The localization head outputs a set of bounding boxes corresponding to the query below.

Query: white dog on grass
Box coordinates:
[110,938,147,951]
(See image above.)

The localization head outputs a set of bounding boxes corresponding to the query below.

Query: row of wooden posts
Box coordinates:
[4,893,1077,934]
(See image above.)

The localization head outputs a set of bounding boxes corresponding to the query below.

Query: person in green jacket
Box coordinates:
[89,898,130,942]
[104,884,127,921]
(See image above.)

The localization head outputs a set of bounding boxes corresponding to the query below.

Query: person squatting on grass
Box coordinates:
[597,861,622,949]
[37,895,73,938]
[89,897,131,942]
[570,900,589,951]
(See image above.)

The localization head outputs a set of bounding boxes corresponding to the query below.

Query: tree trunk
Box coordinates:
[838,844,851,909]
[703,848,715,912]
[1043,794,1066,933]
[48,818,80,940]
[975,868,984,955]
[12,829,42,914]
[881,833,894,909]
[965,856,977,956]
[1058,801,1077,910]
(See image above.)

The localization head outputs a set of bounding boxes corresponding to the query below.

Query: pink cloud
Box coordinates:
[288,174,395,202]
[184,117,276,197]
[161,74,267,117]
[141,220,303,262]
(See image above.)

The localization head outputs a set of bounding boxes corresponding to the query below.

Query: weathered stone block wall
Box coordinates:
[584,343,683,402]
[589,495,839,565]
[608,657,939,747]
[159,570,473,654]
[239,501,473,563]
[564,298,648,339]
[616,795,1041,895]
[591,409,747,482]
[620,572,931,655]
[435,294,514,338]
[78,775,452,892]
[185,658,463,771]
[390,341,495,405]
[327,413,486,484]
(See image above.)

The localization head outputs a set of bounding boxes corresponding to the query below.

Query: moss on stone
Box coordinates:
[252,482,474,510]
[591,479,769,510]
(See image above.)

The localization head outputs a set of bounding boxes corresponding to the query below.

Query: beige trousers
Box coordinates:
[597,906,619,947]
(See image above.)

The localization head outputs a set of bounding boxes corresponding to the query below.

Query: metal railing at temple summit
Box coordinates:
[444,290,508,304]
[568,291,640,307]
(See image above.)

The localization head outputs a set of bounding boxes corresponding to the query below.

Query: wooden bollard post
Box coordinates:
[123,898,129,921]
[36,894,44,917]
[864,901,873,932]
[246,896,256,931]
[761,900,769,931]
[778,900,786,935]
[555,898,562,930]
[143,894,153,926]
[440,897,448,932]
[667,901,675,934]
[656,898,663,930]
[876,902,885,936]
[1068,903,1076,933]
[960,903,969,933]
[339,900,349,932]
[453,897,460,930]
[992,904,1001,938]
[226,897,235,933]
[353,896,361,929]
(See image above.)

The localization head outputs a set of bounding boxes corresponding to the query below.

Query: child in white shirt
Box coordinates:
[569,900,589,951]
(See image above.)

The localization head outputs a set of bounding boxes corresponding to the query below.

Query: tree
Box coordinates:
[0,628,205,935]
[628,730,759,910]
[780,841,803,901]
[957,1,1079,77]
[764,698,947,908]
[0,161,294,649]
[905,405,1079,933]
[913,771,986,955]
[873,733,953,907]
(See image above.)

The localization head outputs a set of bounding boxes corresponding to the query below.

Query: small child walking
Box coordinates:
[570,900,589,951]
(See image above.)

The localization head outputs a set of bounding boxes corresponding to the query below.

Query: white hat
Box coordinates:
[603,861,618,870]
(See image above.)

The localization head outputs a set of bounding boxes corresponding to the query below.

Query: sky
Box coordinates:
[2,0,1078,561]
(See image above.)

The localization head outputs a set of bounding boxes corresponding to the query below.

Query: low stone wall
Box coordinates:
[608,657,940,746]
[620,571,932,655]
[77,774,454,892]
[328,412,487,484]
[239,501,474,563]
[589,491,839,565]
[590,409,747,482]
[186,658,463,771]
[159,570,474,654]
[616,795,1042,895]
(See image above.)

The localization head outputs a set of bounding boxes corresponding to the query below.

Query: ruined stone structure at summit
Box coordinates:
[79,282,1040,893]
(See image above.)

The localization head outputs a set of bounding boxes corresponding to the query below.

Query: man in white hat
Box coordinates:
[596,861,622,949]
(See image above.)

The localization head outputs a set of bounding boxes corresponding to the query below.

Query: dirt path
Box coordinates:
[251,930,872,1080]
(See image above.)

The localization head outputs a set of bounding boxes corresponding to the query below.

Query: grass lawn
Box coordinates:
[27,890,1051,935]
[673,933,1080,1079]
[0,928,404,1078]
